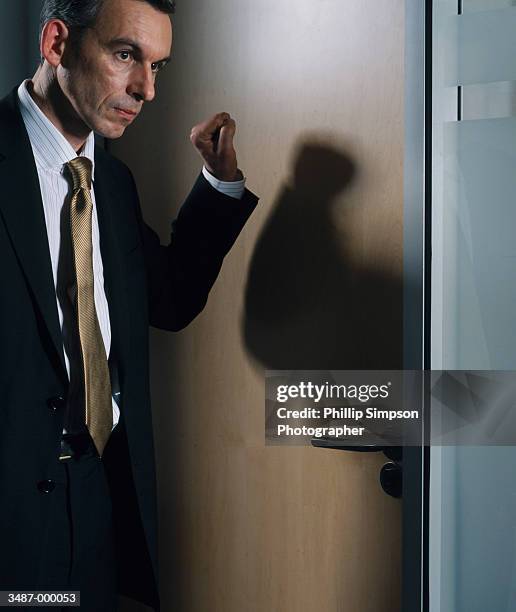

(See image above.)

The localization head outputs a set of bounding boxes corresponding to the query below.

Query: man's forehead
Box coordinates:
[95,0,173,57]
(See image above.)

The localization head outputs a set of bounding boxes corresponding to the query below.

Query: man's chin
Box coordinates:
[96,124,127,140]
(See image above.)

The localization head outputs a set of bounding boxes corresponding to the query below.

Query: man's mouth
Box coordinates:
[114,107,138,120]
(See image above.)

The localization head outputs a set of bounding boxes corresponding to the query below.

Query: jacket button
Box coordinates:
[47,396,66,411]
[37,480,56,494]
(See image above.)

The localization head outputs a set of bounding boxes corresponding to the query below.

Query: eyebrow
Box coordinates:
[109,37,171,65]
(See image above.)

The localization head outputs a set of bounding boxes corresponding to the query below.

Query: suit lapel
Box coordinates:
[0,89,67,382]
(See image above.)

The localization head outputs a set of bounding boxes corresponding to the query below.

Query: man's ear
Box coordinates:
[40,19,71,68]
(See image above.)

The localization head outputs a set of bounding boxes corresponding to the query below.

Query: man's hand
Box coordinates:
[190,112,243,182]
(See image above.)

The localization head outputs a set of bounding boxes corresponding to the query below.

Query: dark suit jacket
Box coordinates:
[0,86,258,610]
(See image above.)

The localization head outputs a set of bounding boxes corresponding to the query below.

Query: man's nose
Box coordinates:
[128,65,155,102]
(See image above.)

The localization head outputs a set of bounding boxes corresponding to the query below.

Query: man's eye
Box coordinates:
[151,61,165,73]
[116,51,132,62]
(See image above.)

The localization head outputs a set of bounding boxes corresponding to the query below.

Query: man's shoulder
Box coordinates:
[0,86,25,149]
[0,86,18,117]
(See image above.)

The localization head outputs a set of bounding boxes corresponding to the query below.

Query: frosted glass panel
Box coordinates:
[463,0,516,11]
[444,8,516,85]
[435,447,516,612]
[462,0,516,13]
[442,118,516,369]
[431,4,516,612]
[462,81,516,120]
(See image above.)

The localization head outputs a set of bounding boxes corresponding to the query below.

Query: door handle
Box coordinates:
[311,437,403,497]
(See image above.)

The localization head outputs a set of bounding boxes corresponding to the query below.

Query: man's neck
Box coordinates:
[29,67,91,154]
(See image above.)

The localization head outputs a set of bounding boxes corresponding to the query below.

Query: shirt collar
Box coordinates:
[17,79,96,181]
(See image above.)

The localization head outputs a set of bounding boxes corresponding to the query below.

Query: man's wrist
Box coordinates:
[204,166,243,182]
[202,166,246,200]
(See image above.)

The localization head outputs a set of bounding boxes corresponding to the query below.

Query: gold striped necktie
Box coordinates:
[67,156,112,457]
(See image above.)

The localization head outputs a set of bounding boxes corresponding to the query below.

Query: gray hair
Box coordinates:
[40,0,175,37]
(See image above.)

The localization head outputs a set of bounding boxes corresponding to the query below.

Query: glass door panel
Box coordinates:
[430,1,516,610]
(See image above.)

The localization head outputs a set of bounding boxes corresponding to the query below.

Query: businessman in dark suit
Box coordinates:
[0,0,258,610]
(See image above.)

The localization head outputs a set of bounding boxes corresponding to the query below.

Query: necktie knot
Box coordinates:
[67,157,93,191]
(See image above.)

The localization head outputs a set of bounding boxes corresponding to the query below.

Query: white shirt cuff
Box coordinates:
[202,166,246,200]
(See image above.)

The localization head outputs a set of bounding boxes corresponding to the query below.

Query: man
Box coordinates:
[0,0,258,610]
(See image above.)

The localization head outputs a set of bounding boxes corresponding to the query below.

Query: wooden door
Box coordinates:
[113,1,404,610]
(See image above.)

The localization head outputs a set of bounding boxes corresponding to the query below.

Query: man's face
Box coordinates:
[58,0,172,139]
